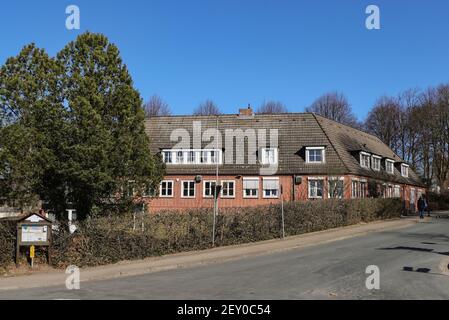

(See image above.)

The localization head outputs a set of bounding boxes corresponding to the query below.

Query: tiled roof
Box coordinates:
[314,114,424,186]
[145,112,424,187]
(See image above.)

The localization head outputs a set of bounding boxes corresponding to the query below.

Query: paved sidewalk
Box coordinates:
[0,217,418,291]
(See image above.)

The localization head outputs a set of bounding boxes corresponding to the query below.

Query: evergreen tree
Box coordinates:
[0,33,164,218]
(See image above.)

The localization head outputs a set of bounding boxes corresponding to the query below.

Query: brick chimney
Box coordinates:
[239,104,254,117]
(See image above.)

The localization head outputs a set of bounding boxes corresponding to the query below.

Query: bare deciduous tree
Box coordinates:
[306,92,359,127]
[365,96,401,154]
[364,85,449,191]
[256,100,288,114]
[193,100,221,116]
[143,95,171,117]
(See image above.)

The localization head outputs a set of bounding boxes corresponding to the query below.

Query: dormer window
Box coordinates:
[371,155,381,171]
[385,159,395,174]
[162,149,222,165]
[360,152,371,168]
[261,148,278,165]
[306,147,325,164]
[162,151,172,164]
[401,164,409,177]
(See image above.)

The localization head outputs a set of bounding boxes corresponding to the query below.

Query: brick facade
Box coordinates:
[144,174,425,212]
[144,111,426,213]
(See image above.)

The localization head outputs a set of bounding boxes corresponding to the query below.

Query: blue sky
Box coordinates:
[1,0,448,120]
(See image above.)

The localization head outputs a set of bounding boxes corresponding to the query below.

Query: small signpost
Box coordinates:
[15,212,53,267]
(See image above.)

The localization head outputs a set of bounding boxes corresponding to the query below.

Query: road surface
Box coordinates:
[1,218,449,299]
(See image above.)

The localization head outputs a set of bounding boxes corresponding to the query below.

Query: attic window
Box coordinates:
[371,155,381,171]
[162,149,222,165]
[261,148,278,165]
[306,147,325,164]
[360,152,371,169]
[401,164,409,178]
[385,159,395,174]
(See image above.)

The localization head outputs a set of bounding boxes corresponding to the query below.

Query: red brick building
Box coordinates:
[144,108,425,212]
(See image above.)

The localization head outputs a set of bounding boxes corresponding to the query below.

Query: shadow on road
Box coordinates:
[378,246,449,257]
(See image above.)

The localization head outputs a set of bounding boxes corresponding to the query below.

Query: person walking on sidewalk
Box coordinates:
[418,196,425,219]
[424,195,431,217]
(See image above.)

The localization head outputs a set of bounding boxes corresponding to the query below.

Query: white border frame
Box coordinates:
[203,180,216,198]
[305,146,326,164]
[385,159,395,175]
[371,155,381,171]
[243,177,259,199]
[181,180,196,198]
[220,180,236,198]
[327,177,344,199]
[359,151,371,169]
[159,180,174,198]
[162,149,223,165]
[401,164,409,178]
[262,177,280,199]
[308,177,325,199]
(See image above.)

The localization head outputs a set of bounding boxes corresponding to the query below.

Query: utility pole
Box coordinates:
[212,116,220,246]
[281,184,285,239]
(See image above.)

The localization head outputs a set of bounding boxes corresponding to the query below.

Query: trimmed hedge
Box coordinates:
[0,221,16,270]
[1,198,403,270]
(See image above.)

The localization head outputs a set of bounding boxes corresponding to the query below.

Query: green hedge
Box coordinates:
[1,198,403,270]
[0,221,16,270]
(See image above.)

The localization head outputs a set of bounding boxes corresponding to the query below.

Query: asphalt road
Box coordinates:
[1,218,449,300]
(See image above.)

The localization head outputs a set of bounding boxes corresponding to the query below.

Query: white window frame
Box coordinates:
[401,164,409,178]
[162,151,172,164]
[371,155,381,171]
[221,180,235,198]
[385,159,395,174]
[351,180,359,198]
[186,150,196,164]
[203,180,217,198]
[181,180,196,198]
[159,180,174,198]
[360,152,371,169]
[161,149,222,165]
[262,177,280,199]
[308,177,325,199]
[243,177,259,199]
[328,177,344,199]
[260,148,278,165]
[306,146,325,164]
[393,185,401,198]
[359,180,367,198]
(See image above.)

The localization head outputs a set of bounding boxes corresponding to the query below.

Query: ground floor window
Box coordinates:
[328,178,343,198]
[203,180,217,198]
[160,180,174,197]
[263,178,279,198]
[351,180,358,198]
[308,179,324,199]
[243,177,259,198]
[359,181,367,198]
[182,181,195,198]
[393,185,401,198]
[143,183,156,197]
[221,180,235,198]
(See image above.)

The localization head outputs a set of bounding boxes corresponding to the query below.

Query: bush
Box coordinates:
[428,192,449,211]
[0,221,16,270]
[1,198,403,269]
